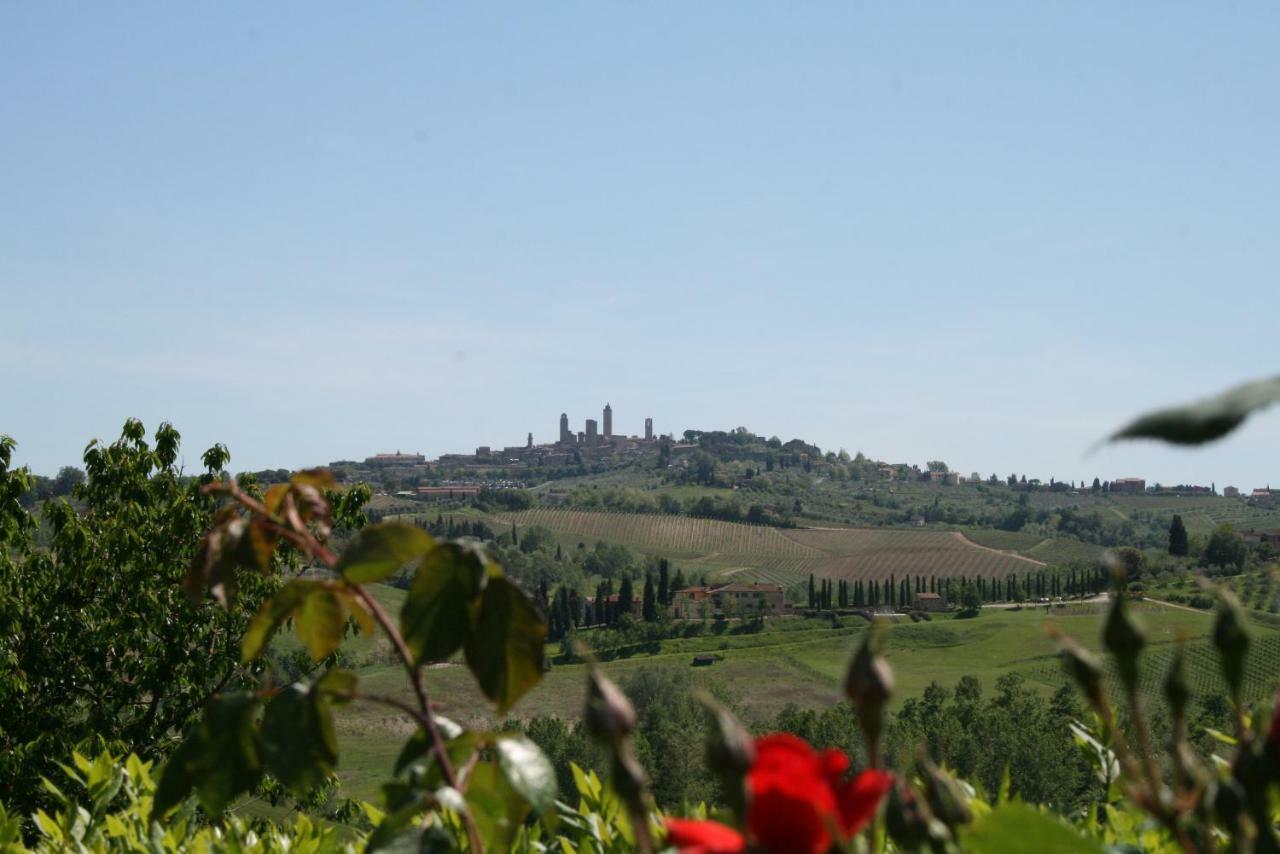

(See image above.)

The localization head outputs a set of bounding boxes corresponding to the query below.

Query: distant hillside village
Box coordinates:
[322,404,1274,508]
[327,403,670,497]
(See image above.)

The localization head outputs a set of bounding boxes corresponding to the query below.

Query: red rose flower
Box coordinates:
[746,734,892,854]
[665,817,746,853]
[835,766,894,837]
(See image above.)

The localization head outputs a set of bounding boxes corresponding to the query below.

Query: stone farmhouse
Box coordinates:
[914,591,950,613]
[671,582,785,619]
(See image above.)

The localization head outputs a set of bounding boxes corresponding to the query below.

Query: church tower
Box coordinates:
[603,403,613,438]
[559,413,570,444]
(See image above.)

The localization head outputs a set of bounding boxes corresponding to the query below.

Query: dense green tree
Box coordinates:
[1202,523,1247,571]
[0,422,369,817]
[51,465,85,496]
[658,559,670,605]
[1111,546,1145,581]
[582,541,634,578]
[642,574,656,622]
[518,524,553,554]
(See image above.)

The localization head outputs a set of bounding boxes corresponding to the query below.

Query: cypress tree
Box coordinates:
[559,590,572,634]
[1169,514,1189,557]
[809,574,816,609]
[619,576,634,618]
[511,523,519,547]
[658,559,670,605]
[642,575,656,622]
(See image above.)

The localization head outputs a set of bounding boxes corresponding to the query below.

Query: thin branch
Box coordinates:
[348,582,483,852]
[211,480,484,851]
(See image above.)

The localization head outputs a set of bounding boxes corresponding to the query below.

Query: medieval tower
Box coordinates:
[603,403,613,438]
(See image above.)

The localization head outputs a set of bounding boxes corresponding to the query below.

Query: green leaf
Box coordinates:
[262,681,339,795]
[466,760,530,851]
[1109,375,1280,446]
[151,734,204,820]
[1213,590,1251,702]
[296,585,346,661]
[153,694,263,819]
[241,579,319,662]
[495,734,558,815]
[464,576,547,714]
[154,693,266,819]
[317,668,359,705]
[196,693,262,816]
[394,721,474,786]
[960,802,1102,853]
[365,796,432,853]
[337,522,436,583]
[401,543,489,664]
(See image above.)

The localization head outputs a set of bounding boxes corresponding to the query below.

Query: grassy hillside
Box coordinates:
[497,508,1045,588]
[782,527,1041,581]
[959,528,1107,566]
[316,589,1279,800]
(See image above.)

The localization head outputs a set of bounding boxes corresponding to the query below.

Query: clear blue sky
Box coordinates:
[3,3,1277,489]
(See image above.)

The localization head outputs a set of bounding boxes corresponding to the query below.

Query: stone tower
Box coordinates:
[559,413,570,444]
[603,403,613,438]
[644,417,653,441]
[586,419,599,443]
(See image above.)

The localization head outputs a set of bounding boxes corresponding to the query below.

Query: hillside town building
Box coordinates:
[1111,477,1147,494]
[671,582,785,619]
[364,451,425,465]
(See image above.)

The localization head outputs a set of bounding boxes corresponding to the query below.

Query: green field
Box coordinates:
[320,589,1280,800]
[959,528,1107,566]
[497,508,1044,588]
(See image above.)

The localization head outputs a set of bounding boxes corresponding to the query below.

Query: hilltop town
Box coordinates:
[327,403,668,496]
[322,402,1275,513]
